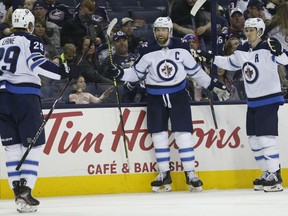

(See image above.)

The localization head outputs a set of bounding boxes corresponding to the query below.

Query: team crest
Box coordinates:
[157,59,177,81]
[242,62,258,84]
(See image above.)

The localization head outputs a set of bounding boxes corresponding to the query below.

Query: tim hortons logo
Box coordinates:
[43,109,241,155]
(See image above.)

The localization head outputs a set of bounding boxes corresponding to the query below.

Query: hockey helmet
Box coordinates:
[12,9,35,33]
[153,17,173,37]
[244,18,265,37]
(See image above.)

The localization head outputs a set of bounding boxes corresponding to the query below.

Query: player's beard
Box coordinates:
[157,36,169,46]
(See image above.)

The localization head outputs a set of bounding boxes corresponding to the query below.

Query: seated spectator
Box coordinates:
[32,0,61,51]
[183,33,205,101]
[222,37,246,100]
[101,31,147,103]
[69,75,114,104]
[42,0,73,27]
[0,1,6,22]
[93,0,109,27]
[121,17,146,55]
[77,36,113,84]
[53,43,77,65]
[0,6,13,39]
[217,67,240,101]
[217,7,246,55]
[96,43,109,65]
[61,0,104,48]
[243,0,271,23]
[24,0,36,11]
[33,18,58,59]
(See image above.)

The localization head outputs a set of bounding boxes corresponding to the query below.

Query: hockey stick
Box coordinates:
[204,89,220,140]
[106,18,130,168]
[197,57,220,141]
[15,43,93,171]
[16,78,71,171]
[190,0,207,16]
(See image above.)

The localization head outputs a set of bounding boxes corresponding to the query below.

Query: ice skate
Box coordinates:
[185,171,203,192]
[151,171,172,192]
[12,180,20,200]
[253,171,269,191]
[263,170,283,192]
[15,178,39,213]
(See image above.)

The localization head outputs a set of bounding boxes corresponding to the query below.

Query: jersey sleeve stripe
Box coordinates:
[30,58,46,71]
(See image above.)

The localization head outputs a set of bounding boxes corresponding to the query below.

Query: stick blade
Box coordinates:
[190,0,206,16]
[107,18,118,37]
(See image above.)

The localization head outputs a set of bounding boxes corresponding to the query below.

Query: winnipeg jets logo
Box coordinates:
[161,64,173,76]
[242,62,258,84]
[157,59,177,81]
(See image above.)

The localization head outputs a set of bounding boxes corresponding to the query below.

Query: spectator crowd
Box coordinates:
[0,0,287,104]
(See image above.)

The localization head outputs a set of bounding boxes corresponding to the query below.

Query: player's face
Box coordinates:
[244,27,258,44]
[154,27,169,46]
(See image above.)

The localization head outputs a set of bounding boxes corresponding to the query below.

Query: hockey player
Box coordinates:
[197,18,288,192]
[0,9,79,213]
[110,17,230,192]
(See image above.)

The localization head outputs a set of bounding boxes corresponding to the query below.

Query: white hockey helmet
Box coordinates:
[244,18,265,37]
[153,17,173,37]
[12,9,35,33]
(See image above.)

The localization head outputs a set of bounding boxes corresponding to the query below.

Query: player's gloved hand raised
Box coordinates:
[196,50,214,64]
[59,63,80,79]
[109,63,124,79]
[267,37,282,56]
[208,78,230,101]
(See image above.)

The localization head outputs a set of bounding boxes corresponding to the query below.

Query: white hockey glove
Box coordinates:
[208,78,230,101]
[267,37,283,56]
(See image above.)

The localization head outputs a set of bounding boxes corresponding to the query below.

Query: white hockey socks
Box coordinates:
[152,131,170,172]
[249,135,280,173]
[248,136,268,172]
[258,136,280,173]
[175,132,195,172]
[20,145,44,189]
[5,144,23,190]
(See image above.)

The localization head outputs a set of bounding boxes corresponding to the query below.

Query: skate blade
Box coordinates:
[152,184,172,192]
[253,185,263,191]
[189,185,202,192]
[263,184,283,192]
[16,201,38,213]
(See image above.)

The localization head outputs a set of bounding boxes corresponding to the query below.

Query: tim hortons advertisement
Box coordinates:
[1,104,288,178]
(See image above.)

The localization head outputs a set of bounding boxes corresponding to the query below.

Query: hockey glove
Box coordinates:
[109,63,124,79]
[267,37,282,56]
[196,50,214,64]
[208,78,230,101]
[59,63,80,80]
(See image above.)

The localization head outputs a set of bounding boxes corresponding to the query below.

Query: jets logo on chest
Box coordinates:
[242,62,259,84]
[157,59,178,81]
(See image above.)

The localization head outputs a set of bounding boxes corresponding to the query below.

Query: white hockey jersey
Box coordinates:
[0,32,62,95]
[213,40,288,107]
[121,37,212,95]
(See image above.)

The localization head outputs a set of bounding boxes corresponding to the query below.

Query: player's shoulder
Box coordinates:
[256,39,270,51]
[138,40,159,55]
[15,32,43,44]
[236,40,250,52]
[170,37,190,50]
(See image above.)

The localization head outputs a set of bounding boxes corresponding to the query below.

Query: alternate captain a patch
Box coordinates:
[156,59,178,81]
[242,62,259,84]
